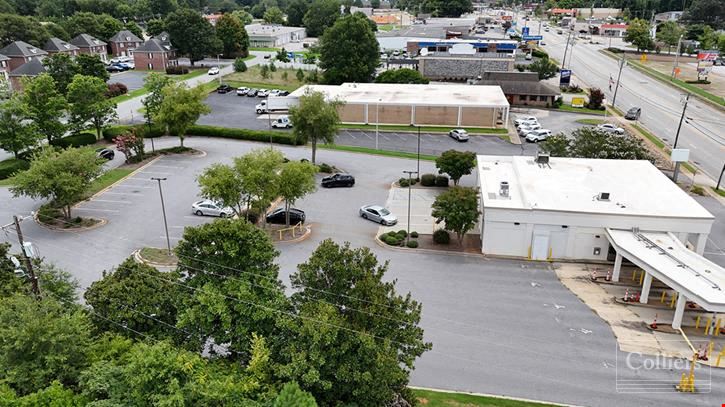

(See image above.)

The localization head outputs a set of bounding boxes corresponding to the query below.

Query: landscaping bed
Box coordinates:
[412,388,560,407]
[36,205,101,229]
[138,247,178,266]
[223,65,306,91]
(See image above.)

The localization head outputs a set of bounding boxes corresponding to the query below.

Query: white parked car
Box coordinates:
[257,89,270,97]
[525,129,552,142]
[207,66,220,75]
[518,123,542,135]
[514,116,538,127]
[596,123,625,135]
[448,129,469,142]
[271,115,293,129]
[236,87,250,96]
[269,89,281,96]
[191,200,233,217]
[359,205,397,226]
[525,53,532,60]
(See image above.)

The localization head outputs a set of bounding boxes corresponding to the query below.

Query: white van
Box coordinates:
[271,115,293,129]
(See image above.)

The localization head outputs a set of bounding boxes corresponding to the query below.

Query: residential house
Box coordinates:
[70,34,108,62]
[8,58,46,92]
[133,35,177,71]
[475,72,561,107]
[43,37,80,57]
[108,30,143,57]
[655,11,684,23]
[0,41,48,71]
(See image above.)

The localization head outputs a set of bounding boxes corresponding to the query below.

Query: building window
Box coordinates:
[539,96,548,101]
[120,43,124,48]
[148,53,153,59]
[148,63,153,69]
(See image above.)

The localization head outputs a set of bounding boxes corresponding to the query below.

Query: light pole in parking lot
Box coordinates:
[416,125,421,179]
[216,54,222,86]
[403,170,418,246]
[151,177,172,256]
[375,99,381,149]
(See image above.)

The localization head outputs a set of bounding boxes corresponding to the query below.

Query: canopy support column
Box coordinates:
[695,233,708,255]
[612,252,623,282]
[640,272,653,304]
[672,293,687,330]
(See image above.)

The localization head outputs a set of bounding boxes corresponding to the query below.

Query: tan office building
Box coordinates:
[290,83,510,128]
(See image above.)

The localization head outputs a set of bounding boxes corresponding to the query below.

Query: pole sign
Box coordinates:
[522,26,530,36]
[522,35,543,41]
[560,69,572,86]
[697,50,718,77]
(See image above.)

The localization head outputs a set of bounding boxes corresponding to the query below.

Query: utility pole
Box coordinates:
[717,162,725,190]
[671,35,683,79]
[375,99,381,150]
[611,51,626,107]
[13,216,39,297]
[673,93,690,149]
[562,31,573,68]
[403,170,418,246]
[151,177,172,255]
[216,54,222,86]
[267,94,273,149]
[416,126,421,180]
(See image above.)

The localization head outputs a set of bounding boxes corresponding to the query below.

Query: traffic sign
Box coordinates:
[522,35,543,41]
[522,27,530,36]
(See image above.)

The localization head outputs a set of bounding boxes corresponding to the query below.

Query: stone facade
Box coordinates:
[419,56,514,81]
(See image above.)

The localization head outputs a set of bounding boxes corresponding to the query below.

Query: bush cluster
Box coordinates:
[435,175,449,187]
[406,240,418,248]
[380,230,420,248]
[102,125,301,146]
[433,229,450,244]
[398,177,418,187]
[106,82,128,98]
[50,133,97,148]
[165,66,190,75]
[420,173,436,186]
[531,49,548,59]
[0,158,29,180]
[318,163,333,173]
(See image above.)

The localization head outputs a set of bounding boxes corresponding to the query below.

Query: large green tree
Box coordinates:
[146,18,166,36]
[263,6,285,24]
[656,21,684,54]
[276,161,317,226]
[42,53,79,95]
[196,162,248,217]
[288,89,343,164]
[541,127,654,161]
[165,8,220,65]
[175,219,290,357]
[625,18,654,52]
[431,186,480,244]
[215,12,249,58]
[235,148,286,222]
[0,96,39,158]
[303,0,341,37]
[154,83,211,146]
[75,53,110,82]
[319,12,380,84]
[283,240,431,406]
[435,149,477,185]
[67,74,117,140]
[286,0,309,27]
[20,73,67,143]
[10,147,103,220]
[141,72,173,126]
[698,25,719,50]
[375,68,429,83]
[681,0,725,30]
[0,14,50,47]
[527,56,558,80]
[231,9,254,25]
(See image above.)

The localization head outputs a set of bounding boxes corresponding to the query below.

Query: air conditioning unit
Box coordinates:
[597,192,610,201]
[536,153,550,165]
[499,181,509,197]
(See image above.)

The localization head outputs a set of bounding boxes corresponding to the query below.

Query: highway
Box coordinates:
[522,19,725,180]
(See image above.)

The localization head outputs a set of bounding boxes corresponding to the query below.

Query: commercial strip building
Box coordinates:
[406,39,518,56]
[290,83,510,128]
[475,72,560,107]
[407,39,518,81]
[476,155,720,330]
[245,24,306,48]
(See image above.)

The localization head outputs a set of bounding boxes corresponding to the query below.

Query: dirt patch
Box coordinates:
[415,233,481,253]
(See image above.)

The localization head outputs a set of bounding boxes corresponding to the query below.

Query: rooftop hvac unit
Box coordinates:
[535,153,550,165]
[499,181,509,197]
[597,192,610,201]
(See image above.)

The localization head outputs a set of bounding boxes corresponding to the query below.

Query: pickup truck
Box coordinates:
[255,96,297,114]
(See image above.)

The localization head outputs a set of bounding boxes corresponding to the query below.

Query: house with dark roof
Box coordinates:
[476,72,561,107]
[133,35,177,71]
[70,34,108,62]
[108,30,143,57]
[0,41,48,71]
[8,58,46,92]
[0,54,9,84]
[43,37,80,57]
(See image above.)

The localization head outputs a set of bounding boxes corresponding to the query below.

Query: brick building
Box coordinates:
[70,34,108,62]
[8,58,46,92]
[475,72,560,107]
[0,41,48,71]
[0,54,9,84]
[133,36,177,71]
[108,30,143,57]
[43,37,80,56]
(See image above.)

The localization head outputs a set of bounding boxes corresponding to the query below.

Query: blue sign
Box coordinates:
[522,35,543,41]
[522,27,530,36]
[560,69,572,86]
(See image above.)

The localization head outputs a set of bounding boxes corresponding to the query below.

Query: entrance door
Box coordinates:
[532,233,549,260]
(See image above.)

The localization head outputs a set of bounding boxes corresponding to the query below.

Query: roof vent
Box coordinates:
[499,181,509,198]
[597,192,610,201]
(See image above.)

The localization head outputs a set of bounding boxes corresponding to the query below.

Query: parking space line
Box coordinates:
[362,131,373,140]
[74,208,120,213]
[111,184,153,189]
[347,131,357,139]
[381,134,391,141]
[89,199,134,205]
[139,171,173,175]
[150,164,185,169]
[101,191,142,196]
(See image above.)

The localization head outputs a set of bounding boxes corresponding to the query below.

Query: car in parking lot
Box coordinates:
[246,88,258,97]
[321,173,355,188]
[96,148,115,161]
[257,89,270,97]
[192,200,233,217]
[236,87,250,96]
[359,205,397,226]
[625,107,641,120]
[596,123,625,134]
[216,84,233,94]
[448,129,470,142]
[266,207,305,224]
[525,129,552,142]
[105,64,124,72]
[271,115,293,128]
[517,123,541,135]
[514,116,538,126]
[208,66,220,75]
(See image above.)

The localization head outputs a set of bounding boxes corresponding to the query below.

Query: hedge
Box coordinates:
[433,229,450,244]
[187,125,302,145]
[435,175,449,187]
[0,158,29,180]
[420,173,436,186]
[50,132,97,148]
[103,125,165,142]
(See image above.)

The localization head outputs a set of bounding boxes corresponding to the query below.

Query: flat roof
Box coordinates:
[291,83,509,108]
[245,24,305,37]
[477,155,713,219]
[607,229,725,311]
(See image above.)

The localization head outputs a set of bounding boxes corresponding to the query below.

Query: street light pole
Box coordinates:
[671,35,683,79]
[375,99,381,150]
[673,93,690,149]
[151,177,172,255]
[216,54,222,86]
[717,162,725,190]
[562,31,572,67]
[416,126,421,179]
[267,94,273,149]
[403,170,418,245]
[611,51,625,107]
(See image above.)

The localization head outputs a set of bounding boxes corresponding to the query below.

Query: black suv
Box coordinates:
[625,107,641,120]
[216,84,233,94]
[266,208,305,224]
[321,173,355,188]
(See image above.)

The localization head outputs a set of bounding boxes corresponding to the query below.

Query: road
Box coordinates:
[524,18,725,180]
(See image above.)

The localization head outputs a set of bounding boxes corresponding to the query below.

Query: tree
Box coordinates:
[625,18,654,52]
[436,0,473,17]
[286,0,309,27]
[276,48,290,62]
[231,9,254,25]
[274,382,317,407]
[527,56,558,80]
[681,0,725,30]
[370,0,381,7]
[587,88,605,110]
[67,74,117,140]
[234,148,285,223]
[277,161,316,226]
[288,89,343,164]
[0,96,39,158]
[113,130,145,163]
[165,8,220,65]
[216,13,249,58]
[175,219,290,357]
[141,72,173,126]
[0,14,50,47]
[234,58,248,72]
[43,53,79,95]
[284,240,431,406]
[303,0,341,37]
[264,6,286,24]
[541,127,654,161]
[431,186,480,244]
[260,63,270,79]
[11,147,103,220]
[197,163,247,216]
[355,10,378,32]
[146,18,166,36]
[698,25,719,50]
[150,0,177,16]
[0,295,92,395]
[375,68,429,83]
[84,258,183,342]
[97,13,124,42]
[124,21,144,40]
[20,73,67,143]
[296,68,305,81]
[154,83,211,147]
[656,21,684,53]
[435,150,476,185]
[75,54,110,82]
[319,12,380,84]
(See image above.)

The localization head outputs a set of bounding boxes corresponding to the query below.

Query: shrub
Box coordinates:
[106,82,128,98]
[690,185,705,196]
[384,235,400,246]
[243,208,260,224]
[233,58,248,72]
[186,125,301,145]
[532,48,548,59]
[397,230,407,238]
[410,231,419,238]
[165,65,190,75]
[685,79,711,84]
[0,158,29,180]
[420,173,436,186]
[399,177,409,187]
[50,132,97,148]
[406,240,419,248]
[318,163,333,173]
[433,229,450,244]
[36,204,62,223]
[435,175,449,187]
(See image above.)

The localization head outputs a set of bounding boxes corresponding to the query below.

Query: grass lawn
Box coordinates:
[378,24,397,31]
[575,118,606,125]
[83,168,134,200]
[250,47,279,52]
[412,388,560,407]
[110,69,210,103]
[556,104,606,115]
[632,123,666,149]
[320,144,437,161]
[223,65,305,91]
[712,187,725,197]
[338,123,509,136]
[0,177,13,186]
[139,247,178,265]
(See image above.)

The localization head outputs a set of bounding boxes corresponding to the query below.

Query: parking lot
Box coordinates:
[197,90,288,131]
[107,70,148,91]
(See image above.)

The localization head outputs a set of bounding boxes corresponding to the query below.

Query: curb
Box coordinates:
[77,155,162,207]
[132,248,179,268]
[339,128,509,137]
[33,211,107,233]
[408,386,579,407]
[273,225,312,244]
[372,233,489,259]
